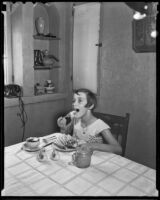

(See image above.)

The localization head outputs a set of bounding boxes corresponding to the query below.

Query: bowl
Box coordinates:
[26,137,40,149]
[43,57,55,66]
[45,86,55,93]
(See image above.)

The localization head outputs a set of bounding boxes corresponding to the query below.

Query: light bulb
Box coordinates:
[133,11,146,20]
[144,5,148,10]
[150,30,157,38]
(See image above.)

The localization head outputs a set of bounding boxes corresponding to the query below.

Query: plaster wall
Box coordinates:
[97,2,156,168]
[4,99,66,146]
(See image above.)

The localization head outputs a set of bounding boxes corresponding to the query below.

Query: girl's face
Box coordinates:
[72,92,88,118]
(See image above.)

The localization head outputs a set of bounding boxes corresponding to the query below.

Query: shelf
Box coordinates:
[34,65,61,70]
[5,93,67,107]
[33,4,62,96]
[33,35,60,40]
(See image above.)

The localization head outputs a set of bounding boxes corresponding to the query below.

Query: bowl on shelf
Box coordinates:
[42,50,56,66]
[45,86,55,93]
[43,57,55,66]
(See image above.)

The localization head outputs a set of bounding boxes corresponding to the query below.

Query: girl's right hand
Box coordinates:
[57,117,67,128]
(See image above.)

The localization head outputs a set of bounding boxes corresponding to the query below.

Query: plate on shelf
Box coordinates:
[22,143,41,152]
[34,65,53,70]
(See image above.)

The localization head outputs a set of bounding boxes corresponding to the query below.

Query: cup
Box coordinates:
[50,146,60,161]
[37,147,48,162]
[26,137,40,149]
[71,146,93,168]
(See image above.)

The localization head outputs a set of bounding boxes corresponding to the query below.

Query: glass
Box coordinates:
[50,145,60,161]
[69,145,93,168]
[37,147,48,162]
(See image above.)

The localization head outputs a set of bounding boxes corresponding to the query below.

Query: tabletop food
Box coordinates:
[43,133,78,151]
[56,133,78,149]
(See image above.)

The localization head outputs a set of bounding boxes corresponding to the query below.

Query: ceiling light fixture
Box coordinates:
[133,11,146,20]
[125,2,158,38]
[148,2,158,38]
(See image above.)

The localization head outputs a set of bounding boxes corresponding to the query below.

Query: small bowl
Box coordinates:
[45,86,55,93]
[26,137,40,149]
[43,57,55,66]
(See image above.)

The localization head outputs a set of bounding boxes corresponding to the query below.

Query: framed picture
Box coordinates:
[132,17,156,53]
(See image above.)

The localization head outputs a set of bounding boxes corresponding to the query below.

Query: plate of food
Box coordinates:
[43,133,77,152]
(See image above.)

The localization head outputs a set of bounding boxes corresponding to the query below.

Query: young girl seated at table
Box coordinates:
[57,88,122,155]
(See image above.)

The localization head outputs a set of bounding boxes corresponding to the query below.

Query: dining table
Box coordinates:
[2,133,158,196]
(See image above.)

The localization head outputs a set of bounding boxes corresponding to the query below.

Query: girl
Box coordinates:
[57,88,122,155]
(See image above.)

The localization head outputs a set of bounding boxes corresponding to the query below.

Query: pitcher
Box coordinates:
[71,145,93,168]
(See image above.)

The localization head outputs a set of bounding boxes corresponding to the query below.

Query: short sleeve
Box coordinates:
[94,119,110,134]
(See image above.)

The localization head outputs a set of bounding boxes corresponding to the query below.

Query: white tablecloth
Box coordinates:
[2,136,158,196]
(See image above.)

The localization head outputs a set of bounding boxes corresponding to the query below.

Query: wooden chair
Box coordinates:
[94,112,130,156]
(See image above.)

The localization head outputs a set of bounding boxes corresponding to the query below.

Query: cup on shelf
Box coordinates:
[44,80,55,94]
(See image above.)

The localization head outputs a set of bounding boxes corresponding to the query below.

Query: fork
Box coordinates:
[42,135,67,150]
[43,135,57,143]
[41,141,66,150]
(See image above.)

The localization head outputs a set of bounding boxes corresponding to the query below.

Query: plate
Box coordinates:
[44,133,77,152]
[54,145,76,152]
[22,143,41,152]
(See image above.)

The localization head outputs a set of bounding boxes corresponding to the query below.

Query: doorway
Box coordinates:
[73,2,101,94]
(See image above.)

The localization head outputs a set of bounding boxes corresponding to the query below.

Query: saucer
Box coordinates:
[22,143,41,152]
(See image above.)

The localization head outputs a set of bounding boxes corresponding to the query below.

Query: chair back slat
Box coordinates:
[94,112,130,156]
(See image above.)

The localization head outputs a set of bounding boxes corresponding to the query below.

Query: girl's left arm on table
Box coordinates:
[87,129,122,155]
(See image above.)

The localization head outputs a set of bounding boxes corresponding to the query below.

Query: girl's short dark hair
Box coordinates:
[74,88,97,110]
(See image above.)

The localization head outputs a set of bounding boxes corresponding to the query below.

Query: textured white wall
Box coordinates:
[97,2,156,169]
